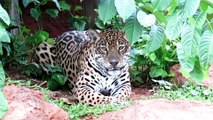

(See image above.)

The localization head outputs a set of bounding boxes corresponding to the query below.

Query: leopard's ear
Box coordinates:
[86,30,100,41]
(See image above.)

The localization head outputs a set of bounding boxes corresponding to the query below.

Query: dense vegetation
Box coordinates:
[0,0,213,119]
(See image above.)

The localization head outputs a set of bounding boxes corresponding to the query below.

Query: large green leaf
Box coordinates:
[137,10,156,27]
[177,42,195,72]
[115,0,136,21]
[0,4,10,26]
[140,5,166,23]
[123,14,143,44]
[165,12,185,40]
[151,0,173,11]
[97,0,117,23]
[0,22,10,43]
[194,11,207,31]
[146,25,164,53]
[181,24,200,56]
[182,0,200,19]
[0,90,8,118]
[0,62,8,118]
[180,11,206,57]
[199,30,213,67]
[189,60,204,83]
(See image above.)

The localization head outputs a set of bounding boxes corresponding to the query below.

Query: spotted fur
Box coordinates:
[36,29,131,105]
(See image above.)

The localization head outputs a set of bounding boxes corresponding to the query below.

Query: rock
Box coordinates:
[96,99,213,120]
[3,85,69,120]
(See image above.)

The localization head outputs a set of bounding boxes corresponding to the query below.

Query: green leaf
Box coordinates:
[30,8,41,21]
[46,38,56,45]
[59,1,71,11]
[140,5,166,23]
[45,9,59,18]
[151,0,173,11]
[0,4,10,26]
[146,25,164,53]
[0,62,5,88]
[189,60,204,83]
[182,0,200,19]
[22,0,39,7]
[97,0,117,23]
[123,14,143,44]
[199,30,213,67]
[115,0,136,21]
[74,6,83,11]
[137,10,156,27]
[30,30,49,44]
[177,42,195,72]
[194,11,207,31]
[0,62,8,118]
[0,90,8,118]
[47,79,59,90]
[51,73,67,85]
[0,22,10,43]
[52,0,61,10]
[165,12,185,40]
[200,1,208,12]
[181,24,200,56]
[73,20,86,31]
[149,66,168,78]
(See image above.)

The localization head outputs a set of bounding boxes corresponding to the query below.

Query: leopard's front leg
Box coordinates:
[73,77,122,105]
[111,83,131,101]
[74,87,117,105]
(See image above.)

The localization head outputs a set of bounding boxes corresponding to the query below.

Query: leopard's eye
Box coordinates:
[99,46,108,53]
[118,45,126,51]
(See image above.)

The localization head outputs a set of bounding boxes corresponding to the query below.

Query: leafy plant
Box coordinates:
[43,64,67,90]
[22,0,61,20]
[97,0,213,83]
[0,4,10,118]
[154,81,213,102]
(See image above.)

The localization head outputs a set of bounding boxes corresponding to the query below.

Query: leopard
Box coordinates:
[36,29,131,105]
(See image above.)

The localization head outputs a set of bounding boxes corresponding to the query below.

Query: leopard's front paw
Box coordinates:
[111,97,128,105]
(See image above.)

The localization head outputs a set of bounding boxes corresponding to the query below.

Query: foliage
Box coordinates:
[22,0,61,20]
[0,4,10,118]
[52,99,126,120]
[97,0,213,83]
[0,62,8,118]
[154,82,213,102]
[2,26,50,77]
[43,64,67,90]
[22,0,88,30]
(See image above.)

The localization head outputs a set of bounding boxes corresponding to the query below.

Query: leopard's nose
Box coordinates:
[109,60,119,67]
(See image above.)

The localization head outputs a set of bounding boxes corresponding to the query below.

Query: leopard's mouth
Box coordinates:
[106,66,125,71]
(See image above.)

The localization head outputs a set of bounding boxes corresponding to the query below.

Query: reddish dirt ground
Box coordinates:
[96,99,213,120]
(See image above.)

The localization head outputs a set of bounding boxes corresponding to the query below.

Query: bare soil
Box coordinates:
[96,99,213,120]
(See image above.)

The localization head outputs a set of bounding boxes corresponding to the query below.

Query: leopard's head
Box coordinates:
[87,29,130,76]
